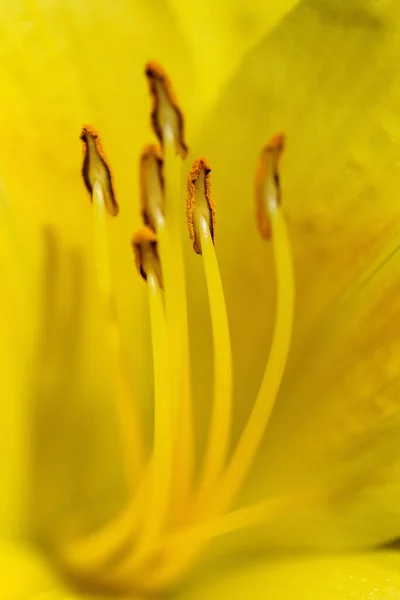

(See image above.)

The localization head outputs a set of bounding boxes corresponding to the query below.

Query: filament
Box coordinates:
[215,204,294,514]
[195,216,232,511]
[150,203,294,586]
[92,180,145,487]
[61,181,146,573]
[161,137,193,518]
[59,65,300,594]
[130,269,170,563]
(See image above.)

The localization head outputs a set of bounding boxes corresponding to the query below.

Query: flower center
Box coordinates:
[60,63,296,594]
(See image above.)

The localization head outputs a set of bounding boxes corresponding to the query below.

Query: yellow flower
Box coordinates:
[2,0,400,598]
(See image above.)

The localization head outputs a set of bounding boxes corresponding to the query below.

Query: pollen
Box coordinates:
[80,124,119,217]
[140,144,165,232]
[255,132,284,239]
[186,158,216,255]
[145,61,188,159]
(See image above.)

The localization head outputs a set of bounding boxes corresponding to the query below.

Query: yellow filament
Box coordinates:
[63,181,146,572]
[92,180,145,486]
[161,137,193,518]
[195,216,232,509]
[62,500,140,573]
[92,181,112,302]
[148,488,317,591]
[171,498,292,549]
[132,269,170,561]
[96,139,194,588]
[87,269,169,584]
[152,204,294,586]
[165,494,302,557]
[215,205,294,513]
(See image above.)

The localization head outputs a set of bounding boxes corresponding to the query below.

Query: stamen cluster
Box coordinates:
[61,63,294,594]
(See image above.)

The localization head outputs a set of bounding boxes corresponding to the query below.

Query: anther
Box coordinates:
[186,158,216,255]
[254,133,284,239]
[80,125,119,217]
[132,226,163,288]
[145,62,188,159]
[140,145,165,232]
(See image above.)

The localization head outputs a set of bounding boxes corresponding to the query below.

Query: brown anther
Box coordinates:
[132,226,163,288]
[80,125,119,217]
[186,158,216,255]
[255,133,285,239]
[145,61,188,159]
[140,145,164,232]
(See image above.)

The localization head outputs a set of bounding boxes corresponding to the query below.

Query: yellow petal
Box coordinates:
[188,0,400,402]
[0,539,145,598]
[0,306,27,536]
[0,200,40,536]
[184,0,400,549]
[244,226,400,550]
[26,234,131,546]
[169,0,301,120]
[0,540,60,598]
[176,550,400,600]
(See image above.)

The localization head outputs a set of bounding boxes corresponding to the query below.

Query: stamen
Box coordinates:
[169,497,293,549]
[101,66,192,579]
[87,267,170,582]
[255,133,284,239]
[162,136,194,519]
[91,180,113,301]
[156,490,314,586]
[140,145,165,232]
[132,226,163,288]
[186,158,216,255]
[145,62,188,158]
[90,178,145,486]
[62,136,147,577]
[145,135,295,589]
[214,133,294,513]
[146,64,193,519]
[61,502,141,574]
[62,69,297,594]
[80,125,119,217]
[133,268,170,561]
[185,161,232,511]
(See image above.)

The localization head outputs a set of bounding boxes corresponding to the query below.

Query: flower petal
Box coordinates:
[27,234,131,546]
[0,539,145,598]
[176,550,400,600]
[245,227,400,550]
[188,0,400,392]
[1,540,60,598]
[184,0,400,549]
[169,0,301,121]
[0,199,40,536]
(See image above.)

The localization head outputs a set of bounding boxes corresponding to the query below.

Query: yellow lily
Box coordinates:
[2,0,400,598]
